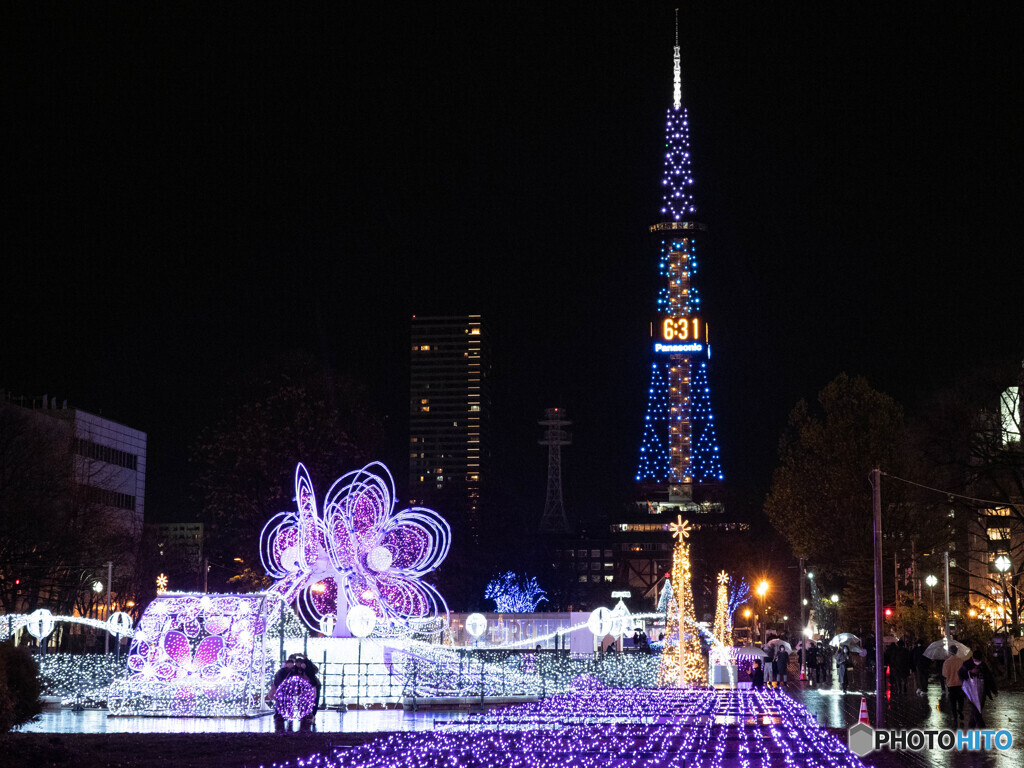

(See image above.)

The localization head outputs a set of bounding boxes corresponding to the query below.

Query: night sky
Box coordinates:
[4,5,1023,533]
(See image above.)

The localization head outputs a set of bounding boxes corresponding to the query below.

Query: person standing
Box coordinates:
[763,648,776,686]
[958,649,997,728]
[751,659,765,688]
[835,646,849,693]
[805,642,818,684]
[816,642,828,684]
[776,646,790,687]
[942,649,965,725]
[912,639,929,695]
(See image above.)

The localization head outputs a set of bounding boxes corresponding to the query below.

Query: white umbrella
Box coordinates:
[734,644,768,659]
[924,639,970,661]
[764,638,793,654]
[830,633,861,649]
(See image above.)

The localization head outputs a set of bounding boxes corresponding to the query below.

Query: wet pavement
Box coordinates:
[781,668,1023,767]
[20,707,456,735]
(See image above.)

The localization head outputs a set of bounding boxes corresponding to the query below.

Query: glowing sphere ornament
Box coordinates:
[465,613,487,639]
[274,675,316,721]
[319,614,337,637]
[346,605,377,638]
[26,609,55,641]
[587,607,623,638]
[107,611,134,637]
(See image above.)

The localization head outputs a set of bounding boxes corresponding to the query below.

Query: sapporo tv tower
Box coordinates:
[635,22,724,514]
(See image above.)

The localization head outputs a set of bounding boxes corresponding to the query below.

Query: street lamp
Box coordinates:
[756,580,769,644]
[995,555,1012,633]
[925,574,938,619]
[830,593,840,603]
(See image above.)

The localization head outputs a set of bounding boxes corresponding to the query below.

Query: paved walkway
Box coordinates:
[778,666,1023,767]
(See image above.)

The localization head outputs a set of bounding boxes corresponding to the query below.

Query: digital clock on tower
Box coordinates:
[659,316,703,342]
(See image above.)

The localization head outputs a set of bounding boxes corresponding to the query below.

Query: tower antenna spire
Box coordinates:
[673,9,682,109]
[538,407,572,535]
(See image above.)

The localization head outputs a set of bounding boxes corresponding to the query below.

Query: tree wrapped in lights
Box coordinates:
[711,571,733,664]
[484,572,547,613]
[657,516,706,686]
[727,576,750,631]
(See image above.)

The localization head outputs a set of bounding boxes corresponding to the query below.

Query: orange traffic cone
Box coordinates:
[858,697,870,725]
[800,663,806,681]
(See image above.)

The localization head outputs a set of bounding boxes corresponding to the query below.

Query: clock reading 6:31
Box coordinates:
[661,316,703,342]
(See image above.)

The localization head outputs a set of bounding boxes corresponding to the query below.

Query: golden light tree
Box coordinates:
[657,516,707,686]
[711,570,733,665]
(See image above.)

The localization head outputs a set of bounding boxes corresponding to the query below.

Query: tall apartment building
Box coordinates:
[409,315,490,542]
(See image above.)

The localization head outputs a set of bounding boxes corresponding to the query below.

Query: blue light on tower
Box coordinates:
[635,38,724,491]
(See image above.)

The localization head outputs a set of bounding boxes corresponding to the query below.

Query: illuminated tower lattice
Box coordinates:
[635,29,723,505]
[657,516,706,687]
[538,408,572,534]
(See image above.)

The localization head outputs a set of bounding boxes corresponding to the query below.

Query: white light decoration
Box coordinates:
[108,592,275,717]
[346,604,377,638]
[465,613,487,638]
[995,554,1012,573]
[587,607,623,638]
[259,462,451,637]
[319,614,337,637]
[107,611,134,637]
[26,608,55,641]
[1,612,135,642]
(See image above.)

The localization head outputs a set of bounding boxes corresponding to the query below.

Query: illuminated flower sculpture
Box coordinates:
[260,462,451,636]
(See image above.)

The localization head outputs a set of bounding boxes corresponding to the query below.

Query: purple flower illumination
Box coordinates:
[260,462,451,635]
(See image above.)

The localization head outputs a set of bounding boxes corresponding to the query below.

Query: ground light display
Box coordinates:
[261,683,867,768]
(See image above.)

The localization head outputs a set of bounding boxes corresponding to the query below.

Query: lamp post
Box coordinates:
[994,554,1013,682]
[995,555,1011,629]
[756,580,769,645]
[925,574,938,622]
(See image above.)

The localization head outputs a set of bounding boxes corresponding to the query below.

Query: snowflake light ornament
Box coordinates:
[260,462,451,636]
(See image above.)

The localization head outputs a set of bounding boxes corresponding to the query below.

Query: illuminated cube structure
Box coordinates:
[108,593,279,717]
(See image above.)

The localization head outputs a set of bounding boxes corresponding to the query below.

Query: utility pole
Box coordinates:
[872,467,884,728]
[944,551,952,643]
[105,560,113,654]
[799,557,806,676]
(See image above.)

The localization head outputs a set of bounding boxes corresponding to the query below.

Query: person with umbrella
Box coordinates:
[912,638,929,696]
[958,649,998,728]
[941,645,966,724]
[816,641,828,683]
[805,640,818,684]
